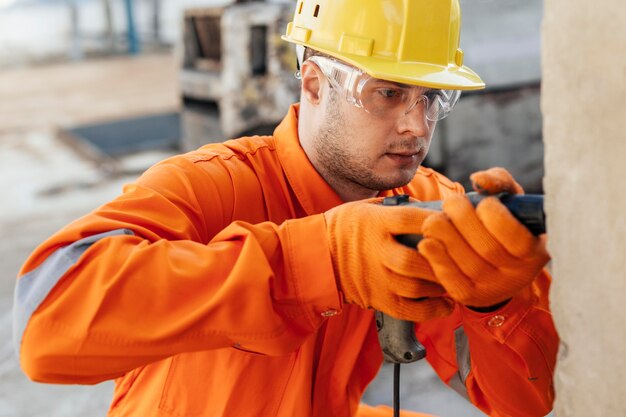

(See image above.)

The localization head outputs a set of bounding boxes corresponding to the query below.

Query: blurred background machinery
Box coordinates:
[178,0,298,150]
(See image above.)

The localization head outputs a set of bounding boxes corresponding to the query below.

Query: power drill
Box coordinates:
[375,192,545,415]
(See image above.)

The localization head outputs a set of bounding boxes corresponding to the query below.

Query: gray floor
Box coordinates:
[362,362,486,417]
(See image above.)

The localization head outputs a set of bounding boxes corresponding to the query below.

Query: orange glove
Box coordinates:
[418,168,550,308]
[324,198,454,322]
[470,166,524,195]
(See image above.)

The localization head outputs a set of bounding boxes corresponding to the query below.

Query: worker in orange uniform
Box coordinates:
[13,1,558,416]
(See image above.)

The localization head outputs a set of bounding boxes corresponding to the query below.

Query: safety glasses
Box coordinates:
[305,55,461,122]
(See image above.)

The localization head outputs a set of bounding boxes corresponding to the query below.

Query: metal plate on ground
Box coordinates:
[61,112,181,158]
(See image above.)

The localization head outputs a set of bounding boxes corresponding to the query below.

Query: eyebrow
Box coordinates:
[370,79,437,93]
[370,79,408,88]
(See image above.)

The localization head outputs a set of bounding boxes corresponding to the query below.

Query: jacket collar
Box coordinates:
[274,104,344,215]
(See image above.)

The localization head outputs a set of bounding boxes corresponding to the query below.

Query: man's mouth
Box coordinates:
[386,146,424,159]
[387,141,426,157]
[384,152,420,165]
[384,140,427,165]
[388,151,419,157]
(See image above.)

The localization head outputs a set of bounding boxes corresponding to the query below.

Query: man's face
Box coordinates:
[309,80,436,199]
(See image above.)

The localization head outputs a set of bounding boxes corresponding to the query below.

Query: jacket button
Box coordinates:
[487,315,506,327]
[321,309,338,317]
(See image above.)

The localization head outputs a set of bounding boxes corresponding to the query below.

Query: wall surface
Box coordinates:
[542,0,626,415]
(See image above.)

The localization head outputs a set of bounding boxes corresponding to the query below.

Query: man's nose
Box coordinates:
[397,102,432,137]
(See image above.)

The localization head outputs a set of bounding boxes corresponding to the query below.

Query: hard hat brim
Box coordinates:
[284,37,485,91]
[357,58,486,91]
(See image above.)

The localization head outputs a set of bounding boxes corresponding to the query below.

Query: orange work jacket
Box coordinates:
[15,105,558,417]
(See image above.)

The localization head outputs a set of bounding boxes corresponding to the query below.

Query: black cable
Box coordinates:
[393,363,400,417]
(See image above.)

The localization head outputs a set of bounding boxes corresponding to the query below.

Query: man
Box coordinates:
[13,1,558,416]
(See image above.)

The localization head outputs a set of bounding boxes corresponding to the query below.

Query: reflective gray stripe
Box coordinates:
[448,326,472,400]
[12,229,135,355]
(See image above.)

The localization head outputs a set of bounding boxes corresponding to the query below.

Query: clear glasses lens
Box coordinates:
[432,89,462,120]
[307,56,461,121]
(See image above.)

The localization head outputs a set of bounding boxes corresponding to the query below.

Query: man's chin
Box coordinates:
[371,170,420,191]
[392,162,422,183]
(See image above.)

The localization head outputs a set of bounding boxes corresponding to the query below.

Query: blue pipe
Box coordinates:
[124,0,140,54]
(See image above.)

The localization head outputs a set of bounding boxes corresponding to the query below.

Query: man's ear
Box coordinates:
[300,62,323,105]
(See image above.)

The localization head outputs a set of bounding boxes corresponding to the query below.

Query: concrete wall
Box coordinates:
[542,0,626,415]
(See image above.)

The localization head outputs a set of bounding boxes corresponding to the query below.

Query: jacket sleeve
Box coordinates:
[14,156,342,384]
[419,270,557,417]
[459,270,557,417]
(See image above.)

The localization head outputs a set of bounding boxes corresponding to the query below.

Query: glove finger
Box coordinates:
[420,208,501,279]
[376,204,437,236]
[418,237,482,305]
[382,241,437,281]
[439,195,517,267]
[470,167,524,195]
[420,237,535,307]
[476,197,550,261]
[391,296,455,322]
[388,275,447,299]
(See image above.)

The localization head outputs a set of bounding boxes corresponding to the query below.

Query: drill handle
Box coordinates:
[395,193,546,248]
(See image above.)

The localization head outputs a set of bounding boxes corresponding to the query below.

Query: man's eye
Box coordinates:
[378,88,402,98]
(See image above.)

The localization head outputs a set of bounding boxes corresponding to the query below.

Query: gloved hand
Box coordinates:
[324,198,454,322]
[469,166,525,195]
[418,168,550,308]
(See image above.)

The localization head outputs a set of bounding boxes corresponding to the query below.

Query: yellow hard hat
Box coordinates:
[282,0,485,90]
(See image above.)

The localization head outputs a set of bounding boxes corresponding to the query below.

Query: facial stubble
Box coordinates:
[313,93,422,195]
